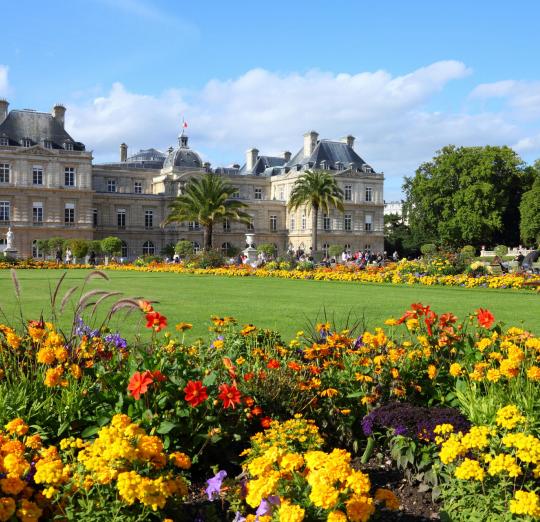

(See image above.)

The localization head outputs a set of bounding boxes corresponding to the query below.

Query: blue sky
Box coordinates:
[2,0,540,198]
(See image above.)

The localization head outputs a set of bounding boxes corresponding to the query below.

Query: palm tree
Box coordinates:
[288,170,344,253]
[164,173,251,251]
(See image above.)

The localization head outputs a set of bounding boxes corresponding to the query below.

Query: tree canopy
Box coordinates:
[288,170,344,252]
[519,160,540,246]
[403,145,534,248]
[165,173,251,251]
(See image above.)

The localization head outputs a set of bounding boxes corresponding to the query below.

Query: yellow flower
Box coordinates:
[278,500,305,521]
[169,452,191,470]
[327,511,347,522]
[16,500,42,522]
[454,458,485,481]
[4,418,28,436]
[527,365,540,381]
[449,363,462,377]
[496,405,526,430]
[486,453,521,478]
[427,364,437,380]
[175,322,192,332]
[346,494,375,522]
[375,488,400,510]
[509,490,540,517]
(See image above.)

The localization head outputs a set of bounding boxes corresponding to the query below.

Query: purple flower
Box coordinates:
[233,513,246,522]
[104,332,127,350]
[256,496,280,517]
[75,317,100,338]
[354,335,364,350]
[205,470,227,500]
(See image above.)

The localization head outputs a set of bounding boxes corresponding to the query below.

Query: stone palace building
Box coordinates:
[0,99,384,259]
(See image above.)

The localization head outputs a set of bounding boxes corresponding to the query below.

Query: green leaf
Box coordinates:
[157,421,177,434]
[81,426,100,438]
[203,373,217,386]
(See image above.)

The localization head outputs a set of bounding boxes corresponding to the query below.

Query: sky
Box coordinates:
[1,0,540,199]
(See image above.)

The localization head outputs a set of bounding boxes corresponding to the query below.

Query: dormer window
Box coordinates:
[21,138,32,147]
[43,140,53,149]
[336,161,344,171]
[0,137,8,146]
[320,160,327,170]
[363,165,373,173]
[64,141,73,151]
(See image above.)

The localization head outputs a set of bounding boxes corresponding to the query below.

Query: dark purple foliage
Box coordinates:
[362,402,470,442]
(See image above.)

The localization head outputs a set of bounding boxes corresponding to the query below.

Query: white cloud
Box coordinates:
[0,65,8,97]
[65,61,539,199]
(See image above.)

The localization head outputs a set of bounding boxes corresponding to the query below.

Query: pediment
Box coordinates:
[15,145,56,156]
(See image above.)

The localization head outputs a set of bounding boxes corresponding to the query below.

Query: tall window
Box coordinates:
[43,140,53,149]
[364,214,372,231]
[64,203,75,225]
[223,218,230,231]
[192,241,200,253]
[142,241,155,255]
[279,187,284,200]
[323,213,331,231]
[144,210,153,229]
[0,201,10,222]
[344,184,352,201]
[107,180,116,193]
[290,216,295,230]
[322,243,330,255]
[121,241,128,258]
[188,221,200,230]
[33,166,43,185]
[32,202,43,224]
[32,240,42,258]
[344,214,352,231]
[134,181,142,194]
[117,208,126,228]
[365,187,373,202]
[344,243,351,252]
[270,215,277,231]
[247,217,254,231]
[92,209,98,227]
[64,167,75,187]
[0,138,8,146]
[254,188,262,200]
[301,212,306,230]
[231,188,240,199]
[22,138,31,147]
[0,163,10,183]
[64,142,74,151]
[221,242,233,255]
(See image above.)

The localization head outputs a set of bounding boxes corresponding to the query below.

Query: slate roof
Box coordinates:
[286,140,369,171]
[163,135,203,169]
[238,155,287,176]
[0,110,85,150]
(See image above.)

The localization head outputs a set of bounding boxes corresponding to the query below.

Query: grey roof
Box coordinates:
[0,110,85,150]
[126,148,166,163]
[238,155,287,176]
[163,135,203,169]
[214,166,241,176]
[286,140,369,171]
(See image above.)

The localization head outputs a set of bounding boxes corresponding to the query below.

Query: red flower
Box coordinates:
[424,309,437,337]
[251,406,263,416]
[260,417,272,429]
[287,361,302,371]
[476,308,495,329]
[146,311,167,332]
[243,372,255,382]
[267,359,280,369]
[183,380,208,407]
[127,370,154,400]
[151,370,167,382]
[218,383,242,409]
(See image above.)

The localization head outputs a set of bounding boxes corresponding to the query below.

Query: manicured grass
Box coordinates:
[0,269,538,340]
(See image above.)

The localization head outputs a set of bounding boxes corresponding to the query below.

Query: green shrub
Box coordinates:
[421,243,437,256]
[257,243,277,258]
[328,245,343,258]
[175,240,194,258]
[461,245,476,258]
[88,240,103,254]
[67,239,89,260]
[494,244,508,257]
[190,249,225,268]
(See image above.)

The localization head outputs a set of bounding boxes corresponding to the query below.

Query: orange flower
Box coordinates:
[267,359,280,369]
[127,370,154,400]
[138,300,154,313]
[218,383,242,409]
[287,361,302,371]
[260,417,272,428]
[251,406,263,416]
[175,322,192,332]
[151,369,167,382]
[145,311,167,332]
[243,372,255,382]
[476,308,495,329]
[183,380,208,407]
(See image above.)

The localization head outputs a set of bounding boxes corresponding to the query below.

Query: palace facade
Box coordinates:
[0,100,384,259]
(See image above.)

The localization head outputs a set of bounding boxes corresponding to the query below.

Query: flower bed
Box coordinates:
[0,271,539,520]
[2,258,540,290]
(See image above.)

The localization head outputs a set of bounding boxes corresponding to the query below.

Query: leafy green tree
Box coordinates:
[328,245,343,258]
[288,170,344,253]
[165,173,251,250]
[88,240,103,254]
[101,236,122,256]
[68,239,89,260]
[256,243,277,258]
[519,161,540,245]
[49,237,66,253]
[36,239,51,257]
[403,146,534,248]
[384,213,419,257]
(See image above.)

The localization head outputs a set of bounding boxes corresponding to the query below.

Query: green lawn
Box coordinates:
[0,269,538,340]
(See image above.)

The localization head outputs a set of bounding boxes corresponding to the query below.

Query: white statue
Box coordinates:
[5,227,13,249]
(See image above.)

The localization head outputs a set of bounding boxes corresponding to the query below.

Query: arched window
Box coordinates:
[142,241,155,255]
[322,243,329,255]
[221,242,234,256]
[344,244,351,253]
[121,241,128,258]
[32,239,42,258]
[192,241,200,253]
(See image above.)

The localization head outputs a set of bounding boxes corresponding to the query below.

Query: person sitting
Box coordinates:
[491,255,508,274]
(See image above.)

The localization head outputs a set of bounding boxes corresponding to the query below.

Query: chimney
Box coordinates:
[246,148,259,172]
[0,99,8,124]
[203,161,211,172]
[303,130,318,157]
[52,104,66,128]
[120,143,128,162]
[342,135,355,148]
[283,150,291,162]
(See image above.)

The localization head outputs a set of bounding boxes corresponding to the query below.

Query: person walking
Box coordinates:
[65,248,72,264]
[55,249,62,265]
